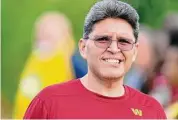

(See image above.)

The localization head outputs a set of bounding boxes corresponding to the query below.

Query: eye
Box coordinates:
[95,37,110,43]
[119,39,132,44]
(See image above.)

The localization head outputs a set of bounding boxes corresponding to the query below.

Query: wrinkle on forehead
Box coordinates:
[90,18,135,41]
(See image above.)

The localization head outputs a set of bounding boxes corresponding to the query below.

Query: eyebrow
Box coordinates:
[92,35,112,39]
[92,34,135,42]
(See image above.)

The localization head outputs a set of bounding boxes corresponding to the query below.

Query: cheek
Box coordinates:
[125,51,134,61]
[86,42,104,58]
[86,44,100,62]
[124,51,135,69]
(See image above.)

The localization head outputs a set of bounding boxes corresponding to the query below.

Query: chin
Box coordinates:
[100,72,124,81]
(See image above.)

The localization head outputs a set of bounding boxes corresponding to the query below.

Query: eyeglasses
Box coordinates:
[88,35,136,51]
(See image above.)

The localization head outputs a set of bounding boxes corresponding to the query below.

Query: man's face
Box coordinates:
[79,18,138,80]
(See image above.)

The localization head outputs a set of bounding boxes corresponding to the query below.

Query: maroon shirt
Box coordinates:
[24,79,166,119]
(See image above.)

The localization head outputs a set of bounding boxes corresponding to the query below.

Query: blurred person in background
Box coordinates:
[24,0,166,119]
[161,46,178,119]
[124,25,155,91]
[13,11,75,118]
[144,30,171,107]
[72,49,88,78]
[149,13,178,119]
[161,46,178,104]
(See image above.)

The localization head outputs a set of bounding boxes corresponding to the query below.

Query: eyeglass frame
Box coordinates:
[84,35,137,51]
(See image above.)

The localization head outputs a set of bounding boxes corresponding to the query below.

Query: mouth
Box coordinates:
[101,58,124,64]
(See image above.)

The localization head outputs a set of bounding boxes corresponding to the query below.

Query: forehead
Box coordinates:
[90,18,135,39]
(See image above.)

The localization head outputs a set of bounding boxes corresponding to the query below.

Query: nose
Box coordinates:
[107,40,121,54]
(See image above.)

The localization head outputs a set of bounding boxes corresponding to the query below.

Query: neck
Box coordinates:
[80,71,125,97]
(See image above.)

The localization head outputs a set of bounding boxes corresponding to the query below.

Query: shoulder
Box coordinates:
[24,80,81,119]
[36,79,81,101]
[126,85,164,108]
[126,86,167,118]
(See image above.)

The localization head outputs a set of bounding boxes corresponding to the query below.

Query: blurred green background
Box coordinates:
[2,0,178,118]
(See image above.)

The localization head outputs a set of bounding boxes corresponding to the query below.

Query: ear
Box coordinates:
[78,38,87,60]
[132,42,139,62]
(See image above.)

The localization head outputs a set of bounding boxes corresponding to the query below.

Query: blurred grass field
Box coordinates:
[2,0,96,104]
[2,0,96,117]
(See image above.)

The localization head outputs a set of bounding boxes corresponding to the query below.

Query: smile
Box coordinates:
[102,58,123,64]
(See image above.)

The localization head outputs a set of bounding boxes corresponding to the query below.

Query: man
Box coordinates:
[24,0,166,119]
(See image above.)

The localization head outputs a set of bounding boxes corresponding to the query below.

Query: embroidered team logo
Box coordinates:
[131,108,143,116]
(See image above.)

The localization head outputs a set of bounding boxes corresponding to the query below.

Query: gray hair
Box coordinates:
[83,0,139,41]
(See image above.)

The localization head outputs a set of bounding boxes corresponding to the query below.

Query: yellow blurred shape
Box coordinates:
[13,11,75,119]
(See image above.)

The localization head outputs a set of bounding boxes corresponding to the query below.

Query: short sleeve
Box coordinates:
[23,96,48,119]
[157,105,167,119]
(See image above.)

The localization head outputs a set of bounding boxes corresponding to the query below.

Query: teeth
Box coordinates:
[104,59,120,63]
